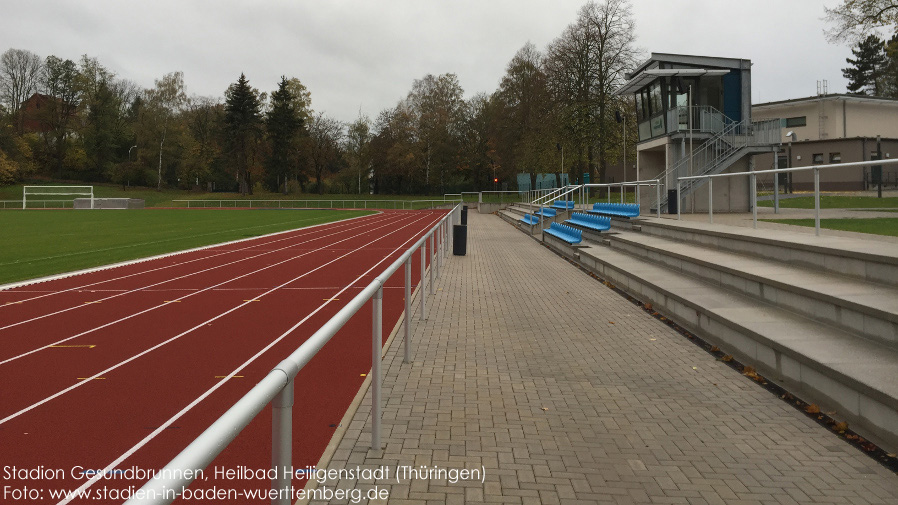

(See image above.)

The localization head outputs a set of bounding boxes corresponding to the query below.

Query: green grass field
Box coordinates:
[757,195,898,209]
[0,209,372,285]
[761,218,898,237]
[0,183,457,209]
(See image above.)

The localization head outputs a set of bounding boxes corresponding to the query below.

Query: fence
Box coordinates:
[1,200,74,209]
[675,158,898,235]
[114,205,461,505]
[172,199,460,210]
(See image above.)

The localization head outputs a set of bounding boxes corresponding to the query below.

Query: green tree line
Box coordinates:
[0,0,640,194]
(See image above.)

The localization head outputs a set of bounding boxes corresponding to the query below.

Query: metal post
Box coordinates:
[371,286,383,450]
[773,153,779,214]
[676,181,681,221]
[814,167,821,236]
[404,258,412,363]
[271,379,294,505]
[429,235,435,295]
[751,171,757,229]
[656,183,661,218]
[420,245,427,320]
[708,178,714,224]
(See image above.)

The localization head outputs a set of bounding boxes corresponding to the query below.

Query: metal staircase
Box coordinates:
[652,107,781,212]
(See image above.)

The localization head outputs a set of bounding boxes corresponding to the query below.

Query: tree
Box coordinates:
[344,113,371,194]
[544,0,639,185]
[0,48,42,134]
[407,73,466,193]
[825,0,898,43]
[842,34,888,94]
[180,95,223,189]
[265,76,303,193]
[224,73,262,195]
[40,55,80,176]
[144,71,187,189]
[882,31,898,96]
[307,112,344,194]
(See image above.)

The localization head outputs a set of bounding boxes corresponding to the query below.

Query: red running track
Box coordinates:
[0,209,448,504]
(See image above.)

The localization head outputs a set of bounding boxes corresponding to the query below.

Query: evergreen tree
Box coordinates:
[265,76,302,193]
[882,31,898,97]
[842,34,887,95]
[224,73,261,195]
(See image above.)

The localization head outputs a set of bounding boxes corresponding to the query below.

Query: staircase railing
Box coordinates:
[653,116,781,211]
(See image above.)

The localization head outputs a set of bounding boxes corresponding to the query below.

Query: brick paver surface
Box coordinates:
[308,211,898,504]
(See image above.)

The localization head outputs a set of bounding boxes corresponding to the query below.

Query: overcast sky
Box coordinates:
[2,0,853,124]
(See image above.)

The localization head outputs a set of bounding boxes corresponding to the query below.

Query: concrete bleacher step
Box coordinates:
[637,219,898,288]
[607,230,898,349]
[568,241,898,452]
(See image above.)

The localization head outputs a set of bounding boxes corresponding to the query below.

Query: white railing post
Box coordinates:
[656,183,661,218]
[404,258,412,363]
[371,286,383,451]
[773,154,780,214]
[429,235,435,295]
[814,167,821,236]
[420,244,427,320]
[676,181,681,220]
[708,178,714,224]
[751,171,757,229]
[271,378,293,505]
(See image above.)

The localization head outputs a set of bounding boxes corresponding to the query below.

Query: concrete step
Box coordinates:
[497,210,541,236]
[608,231,898,349]
[554,239,898,453]
[636,218,898,288]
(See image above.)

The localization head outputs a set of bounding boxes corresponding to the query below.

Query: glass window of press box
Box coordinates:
[633,69,742,142]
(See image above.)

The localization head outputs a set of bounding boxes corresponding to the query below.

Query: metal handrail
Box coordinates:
[675,158,898,235]
[583,180,663,218]
[116,205,461,505]
[172,199,459,210]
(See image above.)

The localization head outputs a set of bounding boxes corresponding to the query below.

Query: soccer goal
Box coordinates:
[22,186,94,209]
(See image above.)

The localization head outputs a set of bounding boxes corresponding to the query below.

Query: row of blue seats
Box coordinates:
[587,202,639,218]
[520,212,610,239]
[544,222,582,244]
[551,200,575,210]
[565,212,611,232]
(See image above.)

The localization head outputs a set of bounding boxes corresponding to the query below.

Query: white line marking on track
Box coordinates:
[0,214,396,334]
[0,213,419,366]
[0,212,383,307]
[0,212,438,425]
[54,211,446,504]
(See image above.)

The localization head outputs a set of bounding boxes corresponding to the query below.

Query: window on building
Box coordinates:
[812,153,824,164]
[829,152,841,163]
[784,116,807,127]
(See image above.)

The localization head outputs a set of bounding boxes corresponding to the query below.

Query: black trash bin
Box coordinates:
[461,205,468,225]
[453,225,467,256]
[667,189,678,215]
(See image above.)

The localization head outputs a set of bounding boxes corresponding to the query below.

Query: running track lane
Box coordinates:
[0,209,449,504]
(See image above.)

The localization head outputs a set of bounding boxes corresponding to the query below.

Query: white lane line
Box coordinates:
[54,212,444,504]
[2,212,434,428]
[0,212,384,307]
[0,213,421,365]
[0,214,397,333]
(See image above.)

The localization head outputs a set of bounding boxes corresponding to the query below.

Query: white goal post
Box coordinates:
[22,186,94,209]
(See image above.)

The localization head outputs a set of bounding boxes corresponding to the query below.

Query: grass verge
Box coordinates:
[760,218,898,237]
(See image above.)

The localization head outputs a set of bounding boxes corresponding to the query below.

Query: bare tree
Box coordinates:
[308,112,344,194]
[544,0,638,184]
[144,72,187,189]
[825,0,898,43]
[0,48,43,134]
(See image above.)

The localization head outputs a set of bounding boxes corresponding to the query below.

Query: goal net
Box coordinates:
[22,186,94,209]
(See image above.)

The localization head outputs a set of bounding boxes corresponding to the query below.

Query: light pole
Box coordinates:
[128,145,137,162]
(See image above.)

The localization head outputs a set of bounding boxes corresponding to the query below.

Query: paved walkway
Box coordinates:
[309,211,898,505]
